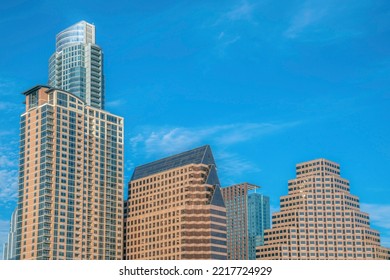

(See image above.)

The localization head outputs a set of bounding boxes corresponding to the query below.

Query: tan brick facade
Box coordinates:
[124,146,227,260]
[16,86,124,260]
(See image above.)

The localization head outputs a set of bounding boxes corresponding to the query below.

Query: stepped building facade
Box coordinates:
[257,159,390,260]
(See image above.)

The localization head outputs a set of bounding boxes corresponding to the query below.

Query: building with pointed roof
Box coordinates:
[124,145,227,259]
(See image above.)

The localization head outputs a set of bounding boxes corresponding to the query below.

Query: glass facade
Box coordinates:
[247,193,270,259]
[49,21,104,110]
[131,145,217,180]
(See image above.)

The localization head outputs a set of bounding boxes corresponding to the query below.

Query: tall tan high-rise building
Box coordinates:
[257,159,390,260]
[16,85,124,260]
[123,145,227,260]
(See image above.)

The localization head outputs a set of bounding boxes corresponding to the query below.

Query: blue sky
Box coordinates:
[1,0,390,257]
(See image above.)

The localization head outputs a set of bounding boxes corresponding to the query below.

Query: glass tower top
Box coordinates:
[49,20,104,109]
[56,21,95,52]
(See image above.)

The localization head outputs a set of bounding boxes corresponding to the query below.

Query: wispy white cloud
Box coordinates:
[0,101,19,111]
[129,122,298,185]
[225,0,257,22]
[0,169,18,204]
[130,121,300,158]
[216,150,261,185]
[270,204,279,213]
[219,34,241,48]
[0,77,15,91]
[284,2,328,39]
[0,155,17,168]
[361,203,390,230]
[211,1,258,55]
[0,142,19,205]
[381,234,390,248]
[215,32,241,55]
[361,203,390,248]
[106,99,127,108]
[0,77,23,112]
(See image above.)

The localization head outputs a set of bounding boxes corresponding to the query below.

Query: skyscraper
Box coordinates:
[221,183,270,260]
[123,145,227,260]
[257,159,390,260]
[221,183,256,260]
[2,208,18,260]
[247,192,270,259]
[16,86,124,260]
[49,21,104,109]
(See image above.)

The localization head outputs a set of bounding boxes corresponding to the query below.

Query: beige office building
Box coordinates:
[257,158,390,260]
[124,145,227,260]
[16,85,124,260]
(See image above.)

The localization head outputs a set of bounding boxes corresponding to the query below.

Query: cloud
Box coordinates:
[0,101,19,111]
[216,150,261,185]
[0,140,19,205]
[0,78,15,91]
[106,99,127,108]
[128,122,298,186]
[130,121,299,158]
[361,203,390,230]
[361,203,390,247]
[284,3,328,39]
[0,77,24,112]
[215,32,241,55]
[0,155,17,168]
[381,234,390,248]
[220,34,241,48]
[225,1,256,22]
[209,1,258,55]
[0,169,18,204]
[270,204,280,214]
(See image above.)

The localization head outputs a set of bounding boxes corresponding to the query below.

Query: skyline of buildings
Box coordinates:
[257,159,390,260]
[1,18,389,260]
